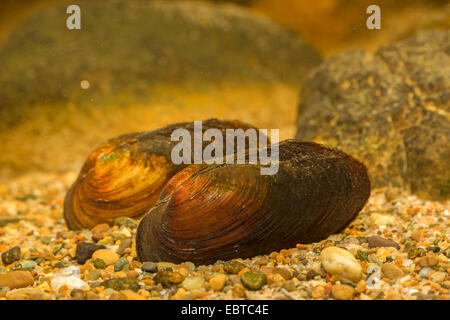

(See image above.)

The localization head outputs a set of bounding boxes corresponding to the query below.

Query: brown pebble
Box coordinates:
[127,270,139,278]
[119,289,145,300]
[92,234,105,242]
[228,275,241,285]
[232,283,247,298]
[331,284,355,300]
[0,271,34,289]
[411,231,423,242]
[368,236,400,249]
[381,263,403,279]
[86,291,100,300]
[418,252,439,267]
[259,266,273,276]
[273,267,293,280]
[91,223,110,234]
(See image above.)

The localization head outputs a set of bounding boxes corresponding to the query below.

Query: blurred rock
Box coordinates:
[296,30,450,200]
[0,0,320,126]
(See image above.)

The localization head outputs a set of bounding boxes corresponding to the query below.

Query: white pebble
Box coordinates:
[51,275,87,291]
[321,246,362,282]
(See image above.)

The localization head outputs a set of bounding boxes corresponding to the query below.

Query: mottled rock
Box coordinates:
[180,276,204,291]
[86,270,102,281]
[368,236,400,249]
[296,30,450,200]
[154,271,185,287]
[273,267,293,280]
[224,261,246,274]
[141,262,158,273]
[321,246,362,282]
[101,277,140,292]
[75,242,105,265]
[1,246,21,265]
[114,217,137,229]
[93,258,107,269]
[240,271,267,290]
[114,257,129,272]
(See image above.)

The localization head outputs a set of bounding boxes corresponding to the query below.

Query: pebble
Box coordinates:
[232,283,247,298]
[368,236,400,249]
[0,271,34,289]
[157,262,177,272]
[282,280,297,292]
[101,277,140,292]
[370,213,395,226]
[429,271,446,282]
[5,288,49,300]
[1,246,21,265]
[418,252,439,268]
[17,260,36,271]
[224,261,246,274]
[259,266,273,276]
[119,289,145,300]
[91,249,119,266]
[154,271,185,287]
[419,267,431,278]
[114,257,129,272]
[75,242,105,265]
[171,288,187,300]
[86,269,102,281]
[320,246,362,282]
[50,275,87,291]
[381,263,403,279]
[93,258,107,269]
[181,276,204,291]
[209,275,227,291]
[141,262,158,273]
[240,271,267,290]
[70,289,85,300]
[114,216,137,228]
[411,231,423,242]
[91,223,110,234]
[331,284,355,300]
[273,267,293,280]
[127,270,139,278]
[117,239,132,255]
[312,286,325,299]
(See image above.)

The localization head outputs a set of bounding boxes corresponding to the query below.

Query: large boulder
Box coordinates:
[296,30,449,200]
[0,0,320,126]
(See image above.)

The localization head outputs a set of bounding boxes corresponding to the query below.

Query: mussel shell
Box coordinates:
[64,119,261,230]
[136,140,370,265]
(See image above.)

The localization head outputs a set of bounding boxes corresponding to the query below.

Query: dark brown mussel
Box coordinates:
[64,119,260,230]
[136,140,371,265]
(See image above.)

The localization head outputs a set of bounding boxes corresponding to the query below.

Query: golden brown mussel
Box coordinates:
[63,119,260,230]
[136,140,371,265]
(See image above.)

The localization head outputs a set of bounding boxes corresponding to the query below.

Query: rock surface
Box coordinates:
[296,30,450,200]
[0,0,320,124]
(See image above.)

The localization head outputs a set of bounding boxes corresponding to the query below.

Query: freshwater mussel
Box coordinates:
[136,139,371,265]
[64,119,260,230]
